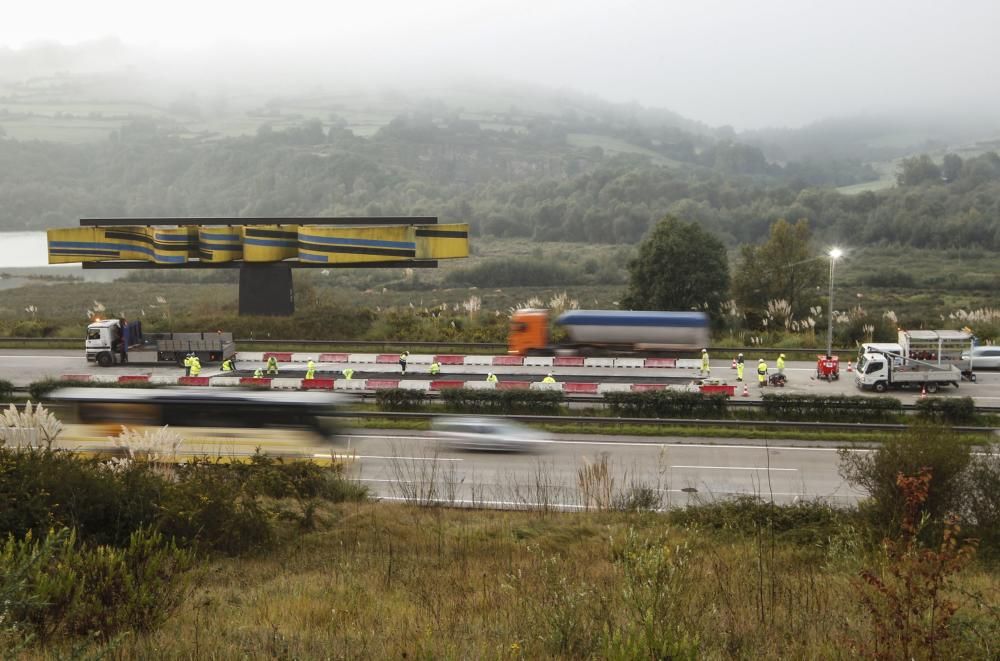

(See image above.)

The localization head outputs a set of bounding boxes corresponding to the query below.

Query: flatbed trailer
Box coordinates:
[86,319,235,367]
[855,350,963,394]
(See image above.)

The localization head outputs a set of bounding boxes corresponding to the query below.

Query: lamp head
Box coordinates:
[828,248,843,259]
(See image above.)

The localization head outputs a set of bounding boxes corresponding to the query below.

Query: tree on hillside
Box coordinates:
[621,216,730,315]
[897,155,941,186]
[733,219,824,329]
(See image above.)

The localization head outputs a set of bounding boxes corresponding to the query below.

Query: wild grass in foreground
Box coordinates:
[23,499,1000,660]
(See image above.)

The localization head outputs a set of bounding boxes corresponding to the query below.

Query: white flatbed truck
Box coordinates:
[86,319,236,367]
[855,350,962,394]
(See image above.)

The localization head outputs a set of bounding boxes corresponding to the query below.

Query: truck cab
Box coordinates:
[508,309,550,356]
[86,319,140,367]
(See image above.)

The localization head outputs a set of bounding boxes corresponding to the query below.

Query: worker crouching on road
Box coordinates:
[429,361,441,376]
[736,353,745,382]
[486,372,498,383]
[305,360,316,380]
[399,350,410,374]
[220,357,235,372]
[701,349,711,376]
[542,372,556,383]
[757,359,767,387]
[343,368,354,380]
[266,356,279,375]
[253,367,263,378]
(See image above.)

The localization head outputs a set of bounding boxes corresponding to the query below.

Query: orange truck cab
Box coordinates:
[508,309,550,355]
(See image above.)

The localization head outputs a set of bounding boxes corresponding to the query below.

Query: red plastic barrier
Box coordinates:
[430,380,466,390]
[553,356,585,367]
[563,382,598,394]
[376,354,400,364]
[644,358,677,368]
[178,376,210,386]
[319,353,349,362]
[302,378,336,390]
[700,384,735,397]
[496,381,531,390]
[117,375,150,383]
[240,377,272,386]
[434,355,465,365]
[492,356,524,366]
[61,374,92,382]
[631,383,666,392]
[366,379,400,389]
[263,352,293,362]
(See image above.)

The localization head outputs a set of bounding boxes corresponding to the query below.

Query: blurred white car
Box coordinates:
[963,346,1000,370]
[431,416,551,452]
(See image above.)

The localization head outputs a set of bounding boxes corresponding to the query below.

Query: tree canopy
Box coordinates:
[732,219,825,328]
[621,216,730,315]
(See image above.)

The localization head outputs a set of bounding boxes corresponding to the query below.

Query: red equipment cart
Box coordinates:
[816,355,840,381]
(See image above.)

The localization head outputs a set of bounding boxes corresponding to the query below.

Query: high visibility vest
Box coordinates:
[253,368,263,378]
[221,359,234,372]
[399,352,408,361]
[542,376,556,383]
[305,361,316,379]
[758,363,767,375]
[184,356,192,368]
[776,357,785,369]
[486,373,498,383]
[702,354,710,367]
[429,363,440,375]
[343,368,354,380]
[190,359,201,376]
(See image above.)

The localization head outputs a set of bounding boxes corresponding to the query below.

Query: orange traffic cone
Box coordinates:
[920,385,927,398]
[731,357,737,369]
[742,384,749,397]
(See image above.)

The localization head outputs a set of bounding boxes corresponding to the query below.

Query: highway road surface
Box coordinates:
[52,428,868,509]
[4,349,1000,406]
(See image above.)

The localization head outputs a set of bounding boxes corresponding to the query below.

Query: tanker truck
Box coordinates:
[508,309,710,355]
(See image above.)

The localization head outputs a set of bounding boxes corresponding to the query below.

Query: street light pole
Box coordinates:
[826,248,842,357]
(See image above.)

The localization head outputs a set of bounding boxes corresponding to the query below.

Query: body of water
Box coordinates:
[0,232,50,268]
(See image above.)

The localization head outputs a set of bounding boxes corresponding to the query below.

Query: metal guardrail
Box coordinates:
[0,336,857,356]
[338,411,999,435]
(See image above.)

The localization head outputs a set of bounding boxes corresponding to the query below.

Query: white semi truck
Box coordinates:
[86,319,236,367]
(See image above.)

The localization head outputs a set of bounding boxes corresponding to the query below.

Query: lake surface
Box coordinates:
[0,232,49,268]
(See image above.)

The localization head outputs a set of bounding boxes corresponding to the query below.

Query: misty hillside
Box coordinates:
[0,43,998,250]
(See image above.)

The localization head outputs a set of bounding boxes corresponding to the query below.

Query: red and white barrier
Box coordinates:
[234,351,696,369]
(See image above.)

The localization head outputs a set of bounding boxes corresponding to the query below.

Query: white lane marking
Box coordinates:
[375,491,859,509]
[670,465,797,471]
[346,434,870,453]
[315,453,461,462]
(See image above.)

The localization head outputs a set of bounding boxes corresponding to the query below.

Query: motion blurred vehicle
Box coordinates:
[508,309,710,356]
[431,416,550,452]
[48,387,342,449]
[962,346,1000,370]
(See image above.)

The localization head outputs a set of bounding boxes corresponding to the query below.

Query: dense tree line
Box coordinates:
[0,118,998,248]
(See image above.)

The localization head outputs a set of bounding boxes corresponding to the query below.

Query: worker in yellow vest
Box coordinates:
[486,372,498,383]
[266,356,279,375]
[189,356,202,377]
[253,367,263,378]
[220,357,235,372]
[183,353,193,376]
[429,361,441,376]
[776,353,786,376]
[701,349,711,376]
[736,353,744,382]
[542,373,556,383]
[343,368,354,380]
[757,359,768,387]
[305,360,316,380]
[398,350,410,374]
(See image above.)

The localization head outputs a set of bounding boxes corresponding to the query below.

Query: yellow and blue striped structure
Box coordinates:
[48,222,468,265]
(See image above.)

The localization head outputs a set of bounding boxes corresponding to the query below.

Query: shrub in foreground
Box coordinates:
[441,388,564,414]
[604,390,728,419]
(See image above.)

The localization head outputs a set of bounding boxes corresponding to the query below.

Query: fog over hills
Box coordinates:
[3,0,1000,130]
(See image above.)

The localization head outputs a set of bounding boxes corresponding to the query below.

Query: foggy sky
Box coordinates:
[4,0,1000,129]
